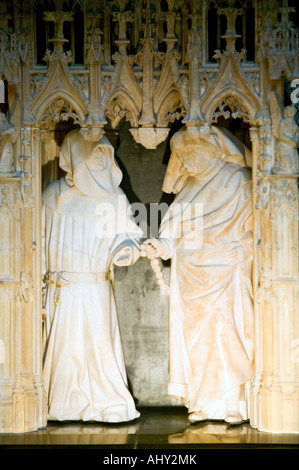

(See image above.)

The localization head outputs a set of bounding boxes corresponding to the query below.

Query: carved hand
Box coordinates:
[113,246,133,266]
[140,239,165,260]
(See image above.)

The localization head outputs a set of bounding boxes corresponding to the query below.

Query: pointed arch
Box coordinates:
[202,87,260,126]
[34,90,86,128]
[104,88,141,128]
[156,89,186,127]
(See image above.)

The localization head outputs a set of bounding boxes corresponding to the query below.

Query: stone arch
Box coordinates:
[104,89,140,129]
[156,89,186,128]
[35,93,84,191]
[202,87,260,127]
[33,91,87,129]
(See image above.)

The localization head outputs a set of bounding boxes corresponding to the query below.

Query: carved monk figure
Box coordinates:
[42,129,141,423]
[144,125,254,424]
[274,105,299,173]
[0,112,15,173]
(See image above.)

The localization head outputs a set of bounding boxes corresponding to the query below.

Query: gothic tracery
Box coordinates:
[0,0,298,434]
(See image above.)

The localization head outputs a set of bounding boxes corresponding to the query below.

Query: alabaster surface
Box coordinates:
[42,129,141,423]
[0,0,298,435]
[144,126,254,423]
[0,113,15,173]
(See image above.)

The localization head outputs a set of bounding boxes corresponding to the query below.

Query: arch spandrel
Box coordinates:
[199,50,261,127]
[31,56,88,127]
[35,93,85,130]
[103,56,143,129]
[203,88,260,127]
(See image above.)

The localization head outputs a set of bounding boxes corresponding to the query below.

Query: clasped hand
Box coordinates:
[140,239,165,260]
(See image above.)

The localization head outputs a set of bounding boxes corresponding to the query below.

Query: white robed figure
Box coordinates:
[42,129,142,423]
[144,126,254,424]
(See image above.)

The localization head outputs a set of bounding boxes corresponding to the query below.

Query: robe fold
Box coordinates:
[42,129,141,423]
[159,154,254,419]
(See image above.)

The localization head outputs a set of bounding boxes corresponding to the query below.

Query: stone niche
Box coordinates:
[40,118,179,408]
[0,0,298,433]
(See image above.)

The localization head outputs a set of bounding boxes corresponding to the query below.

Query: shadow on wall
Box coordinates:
[41,117,252,407]
[106,118,180,407]
[109,117,253,407]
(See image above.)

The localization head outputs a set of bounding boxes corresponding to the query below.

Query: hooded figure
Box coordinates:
[42,129,142,423]
[144,126,254,424]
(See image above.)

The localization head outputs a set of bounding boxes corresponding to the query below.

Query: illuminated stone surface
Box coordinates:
[0,1,298,434]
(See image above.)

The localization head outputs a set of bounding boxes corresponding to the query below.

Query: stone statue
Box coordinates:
[143,125,254,425]
[270,93,299,174]
[273,106,299,174]
[42,129,142,423]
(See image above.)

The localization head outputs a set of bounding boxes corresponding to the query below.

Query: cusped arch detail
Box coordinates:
[202,87,260,126]
[33,90,87,129]
[156,89,186,127]
[104,88,141,128]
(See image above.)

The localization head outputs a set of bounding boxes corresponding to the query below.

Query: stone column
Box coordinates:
[0,127,46,433]
[249,124,299,433]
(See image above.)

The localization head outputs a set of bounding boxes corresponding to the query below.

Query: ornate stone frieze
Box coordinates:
[0,0,298,434]
[39,98,81,129]
[211,95,251,123]
[271,178,299,211]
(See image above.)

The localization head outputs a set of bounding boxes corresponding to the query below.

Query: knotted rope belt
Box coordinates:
[44,270,111,304]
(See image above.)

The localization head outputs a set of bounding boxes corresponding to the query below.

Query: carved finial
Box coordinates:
[0,2,13,31]
[112,0,134,54]
[278,0,296,29]
[161,0,180,52]
[43,0,74,54]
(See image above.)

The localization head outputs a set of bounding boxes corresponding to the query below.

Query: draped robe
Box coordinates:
[159,127,254,419]
[42,130,141,422]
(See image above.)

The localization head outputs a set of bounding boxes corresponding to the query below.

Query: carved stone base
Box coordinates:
[250,383,299,433]
[249,282,299,433]
[0,379,47,433]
